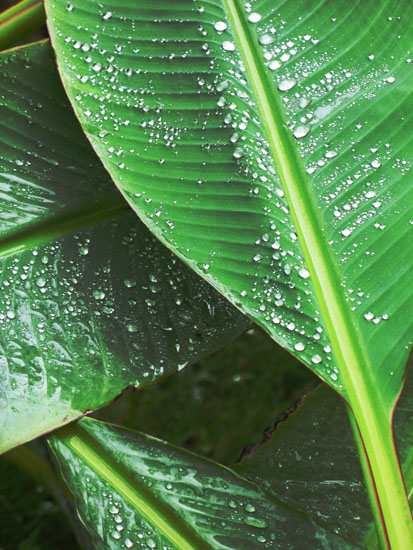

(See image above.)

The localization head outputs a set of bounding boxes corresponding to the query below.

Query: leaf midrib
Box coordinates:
[0,193,130,260]
[221,0,380,404]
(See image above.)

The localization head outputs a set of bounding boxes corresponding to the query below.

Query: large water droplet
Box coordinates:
[278,79,297,92]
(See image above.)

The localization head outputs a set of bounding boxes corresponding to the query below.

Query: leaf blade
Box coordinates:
[0,41,249,453]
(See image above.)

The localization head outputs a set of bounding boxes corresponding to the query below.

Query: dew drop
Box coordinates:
[311,354,322,364]
[294,342,305,352]
[93,290,106,300]
[103,11,112,20]
[278,79,297,92]
[248,13,262,23]
[293,125,310,139]
[36,277,46,288]
[259,34,276,46]
[222,41,236,51]
[268,59,282,70]
[244,517,267,528]
[214,21,227,32]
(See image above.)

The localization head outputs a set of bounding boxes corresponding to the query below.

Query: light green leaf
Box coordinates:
[48,372,413,549]
[0,41,249,453]
[44,0,413,398]
[45,2,413,542]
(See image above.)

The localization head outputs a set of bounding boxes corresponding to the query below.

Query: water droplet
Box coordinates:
[299,97,311,108]
[222,41,236,52]
[244,516,267,528]
[364,311,374,321]
[245,504,256,512]
[311,354,322,364]
[125,539,133,548]
[268,60,282,70]
[93,290,106,300]
[146,538,156,549]
[124,278,136,288]
[298,267,310,279]
[214,21,227,32]
[248,13,262,23]
[103,11,112,20]
[371,159,381,169]
[294,342,305,351]
[6,310,15,320]
[293,125,310,139]
[259,34,276,46]
[278,79,297,92]
[36,277,46,288]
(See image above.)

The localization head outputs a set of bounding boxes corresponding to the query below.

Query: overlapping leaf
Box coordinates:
[0,42,249,453]
[49,373,413,549]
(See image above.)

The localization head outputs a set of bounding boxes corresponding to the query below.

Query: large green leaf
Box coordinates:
[45,2,413,542]
[44,0,413,397]
[0,41,249,453]
[48,372,413,549]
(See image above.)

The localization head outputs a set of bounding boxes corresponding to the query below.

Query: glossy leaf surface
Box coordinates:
[49,417,352,550]
[45,0,413,401]
[0,42,249,453]
[49,373,413,549]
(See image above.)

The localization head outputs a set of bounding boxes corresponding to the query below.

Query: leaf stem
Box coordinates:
[0,0,45,51]
[222,1,413,548]
[347,406,388,549]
